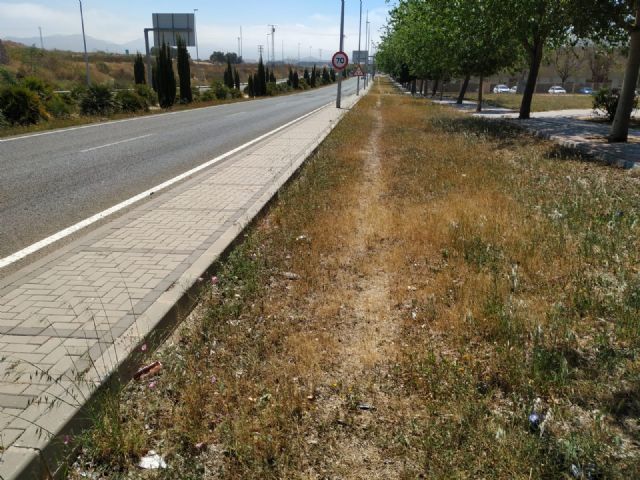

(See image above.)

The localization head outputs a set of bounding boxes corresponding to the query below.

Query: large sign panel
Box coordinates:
[352,50,369,64]
[152,13,196,47]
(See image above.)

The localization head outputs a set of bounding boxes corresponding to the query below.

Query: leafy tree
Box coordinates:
[210,51,226,63]
[586,43,616,83]
[134,53,146,84]
[155,42,176,108]
[551,44,582,85]
[225,52,241,64]
[610,2,640,142]
[177,37,192,103]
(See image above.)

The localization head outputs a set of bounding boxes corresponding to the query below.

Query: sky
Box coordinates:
[0,1,393,61]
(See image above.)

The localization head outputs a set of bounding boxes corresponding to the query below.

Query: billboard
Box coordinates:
[352,50,368,64]
[152,13,196,47]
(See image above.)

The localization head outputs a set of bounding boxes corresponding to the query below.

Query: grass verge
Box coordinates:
[479,93,594,112]
[69,78,639,479]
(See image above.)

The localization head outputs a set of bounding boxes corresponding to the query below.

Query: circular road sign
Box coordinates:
[332,51,349,71]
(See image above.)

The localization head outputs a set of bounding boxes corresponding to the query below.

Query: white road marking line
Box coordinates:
[228,112,247,117]
[80,134,155,153]
[0,102,332,269]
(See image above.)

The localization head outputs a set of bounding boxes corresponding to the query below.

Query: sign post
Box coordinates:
[336,0,346,109]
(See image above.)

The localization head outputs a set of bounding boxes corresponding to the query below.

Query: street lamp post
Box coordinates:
[336,0,345,108]
[357,0,362,95]
[193,9,199,61]
[79,0,90,86]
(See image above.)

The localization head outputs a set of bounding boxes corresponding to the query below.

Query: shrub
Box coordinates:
[0,66,16,86]
[0,85,47,125]
[0,110,9,128]
[115,90,148,113]
[45,92,76,118]
[200,89,216,102]
[80,84,117,116]
[593,87,638,122]
[134,84,156,106]
[229,88,243,99]
[22,76,53,101]
[211,81,230,100]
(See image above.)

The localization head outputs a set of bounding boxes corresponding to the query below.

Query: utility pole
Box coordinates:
[193,9,199,60]
[357,0,362,95]
[79,0,90,86]
[240,26,243,59]
[258,45,264,62]
[268,25,276,66]
[336,0,345,108]
[365,12,370,89]
[266,35,270,66]
[38,26,44,50]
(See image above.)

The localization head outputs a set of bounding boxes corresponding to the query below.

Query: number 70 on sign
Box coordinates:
[332,51,349,71]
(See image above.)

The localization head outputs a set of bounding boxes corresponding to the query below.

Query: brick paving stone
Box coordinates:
[0,89,365,478]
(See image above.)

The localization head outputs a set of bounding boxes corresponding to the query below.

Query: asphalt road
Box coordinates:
[0,79,358,260]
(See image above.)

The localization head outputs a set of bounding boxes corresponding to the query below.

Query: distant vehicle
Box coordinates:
[577,87,594,95]
[509,86,518,94]
[548,86,567,94]
[493,84,510,94]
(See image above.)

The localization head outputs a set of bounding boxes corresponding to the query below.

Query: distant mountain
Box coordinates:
[5,34,145,54]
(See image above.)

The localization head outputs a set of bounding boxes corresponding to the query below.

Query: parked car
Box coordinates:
[493,84,510,94]
[548,85,567,94]
[577,87,593,95]
[509,86,518,94]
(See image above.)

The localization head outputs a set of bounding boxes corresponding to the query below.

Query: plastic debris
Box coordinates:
[282,272,301,280]
[138,450,167,469]
[134,361,163,380]
[358,403,375,411]
[528,412,543,432]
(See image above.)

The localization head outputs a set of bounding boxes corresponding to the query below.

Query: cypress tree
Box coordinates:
[176,37,192,103]
[288,67,293,86]
[156,42,176,108]
[257,56,266,96]
[265,66,270,84]
[303,68,310,83]
[322,66,330,84]
[247,75,254,97]
[134,53,146,84]
[310,65,317,88]
[293,71,299,89]
[225,57,234,89]
[151,62,157,91]
[269,70,276,83]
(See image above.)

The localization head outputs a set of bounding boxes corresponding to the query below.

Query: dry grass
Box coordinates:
[71,78,640,479]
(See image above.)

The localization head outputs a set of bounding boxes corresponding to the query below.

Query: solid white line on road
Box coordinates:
[80,134,155,153]
[0,102,332,269]
[228,112,247,117]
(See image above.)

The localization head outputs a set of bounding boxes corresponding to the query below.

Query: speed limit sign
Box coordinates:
[332,51,349,71]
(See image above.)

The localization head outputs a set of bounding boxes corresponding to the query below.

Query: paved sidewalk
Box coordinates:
[431,98,640,168]
[0,90,366,478]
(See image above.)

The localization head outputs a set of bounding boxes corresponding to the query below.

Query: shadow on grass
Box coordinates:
[608,381,640,431]
[430,115,530,147]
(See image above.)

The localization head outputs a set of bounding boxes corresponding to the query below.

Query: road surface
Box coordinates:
[0,79,358,261]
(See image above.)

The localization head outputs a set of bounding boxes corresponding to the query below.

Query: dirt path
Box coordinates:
[306,92,402,479]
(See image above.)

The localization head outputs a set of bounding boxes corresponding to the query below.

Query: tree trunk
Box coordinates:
[423,79,428,95]
[476,75,484,113]
[419,79,424,95]
[457,74,470,104]
[411,78,417,94]
[431,78,439,97]
[610,13,640,142]
[519,38,544,119]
